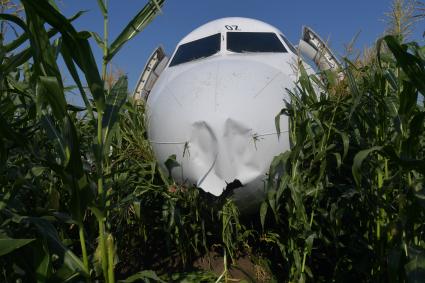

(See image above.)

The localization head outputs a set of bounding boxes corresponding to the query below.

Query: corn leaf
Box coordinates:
[260,201,268,230]
[33,240,51,283]
[1,11,85,53]
[89,31,105,49]
[398,83,417,116]
[24,4,63,84]
[26,217,89,276]
[106,0,164,62]
[60,43,94,120]
[21,0,105,111]
[63,115,93,224]
[102,76,128,147]
[40,115,68,165]
[119,270,165,283]
[0,13,28,32]
[0,48,32,73]
[352,146,382,186]
[36,76,67,121]
[0,113,26,147]
[96,0,107,17]
[0,238,34,256]
[405,247,425,283]
[385,36,425,94]
[275,109,285,138]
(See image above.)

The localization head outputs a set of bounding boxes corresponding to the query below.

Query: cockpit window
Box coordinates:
[280,34,297,54]
[227,32,287,53]
[169,33,221,66]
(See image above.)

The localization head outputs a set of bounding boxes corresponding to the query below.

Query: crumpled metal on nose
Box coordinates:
[147,57,292,210]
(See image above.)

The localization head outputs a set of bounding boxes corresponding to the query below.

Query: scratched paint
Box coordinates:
[137,18,339,212]
[147,55,294,212]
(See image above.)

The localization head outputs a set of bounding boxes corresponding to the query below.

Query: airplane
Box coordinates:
[134,17,340,212]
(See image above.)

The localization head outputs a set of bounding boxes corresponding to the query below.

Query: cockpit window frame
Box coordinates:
[226,31,287,54]
[279,34,297,54]
[169,33,221,67]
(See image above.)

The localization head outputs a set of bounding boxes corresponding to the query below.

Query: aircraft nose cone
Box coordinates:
[147,58,293,210]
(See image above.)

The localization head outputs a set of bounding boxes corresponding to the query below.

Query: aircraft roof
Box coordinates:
[179,17,285,45]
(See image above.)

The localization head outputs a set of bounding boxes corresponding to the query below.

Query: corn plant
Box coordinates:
[0,0,164,281]
[261,35,425,282]
[2,0,424,282]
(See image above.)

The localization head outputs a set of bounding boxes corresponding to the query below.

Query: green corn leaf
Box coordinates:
[0,238,35,256]
[1,11,85,53]
[102,75,128,147]
[334,128,349,160]
[21,0,78,38]
[66,10,87,22]
[275,108,288,139]
[382,145,425,174]
[67,104,86,112]
[268,151,290,181]
[305,233,316,252]
[46,0,60,10]
[164,154,180,177]
[409,113,425,137]
[298,63,317,102]
[89,31,105,49]
[405,247,425,283]
[0,13,28,32]
[260,201,268,230]
[31,167,48,177]
[63,115,93,224]
[24,5,63,84]
[36,76,67,121]
[398,83,417,116]
[40,115,68,165]
[0,48,32,73]
[388,248,402,283]
[276,174,290,205]
[383,69,399,91]
[26,217,89,276]
[385,35,425,94]
[53,38,62,60]
[33,240,51,283]
[103,122,120,156]
[89,206,105,222]
[402,112,425,157]
[323,69,337,88]
[21,0,105,111]
[345,67,364,123]
[352,146,382,186]
[0,140,5,172]
[119,270,165,283]
[383,95,400,120]
[266,189,277,223]
[96,0,107,17]
[60,43,94,121]
[70,33,106,112]
[133,201,141,219]
[332,152,342,169]
[0,113,26,147]
[106,0,165,62]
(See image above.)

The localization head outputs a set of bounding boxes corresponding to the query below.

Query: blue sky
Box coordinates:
[58,0,423,95]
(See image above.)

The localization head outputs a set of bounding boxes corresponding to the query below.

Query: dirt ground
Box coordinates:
[194,252,272,282]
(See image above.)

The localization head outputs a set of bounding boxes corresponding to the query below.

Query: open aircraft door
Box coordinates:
[133,46,169,101]
[298,26,341,72]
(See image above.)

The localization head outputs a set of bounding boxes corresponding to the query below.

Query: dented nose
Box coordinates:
[147,58,292,208]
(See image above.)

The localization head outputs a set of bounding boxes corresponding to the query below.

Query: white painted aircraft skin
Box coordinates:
[145,17,310,212]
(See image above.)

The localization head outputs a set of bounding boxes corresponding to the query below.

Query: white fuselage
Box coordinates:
[146,17,305,211]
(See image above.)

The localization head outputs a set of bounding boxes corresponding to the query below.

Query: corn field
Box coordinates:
[1,0,425,282]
